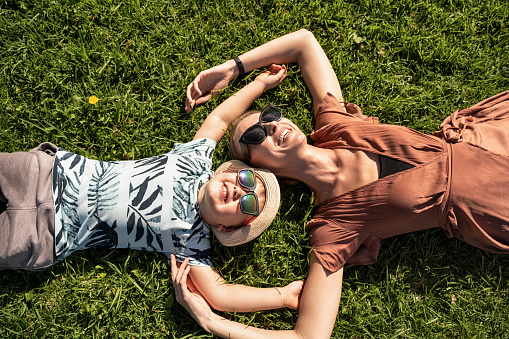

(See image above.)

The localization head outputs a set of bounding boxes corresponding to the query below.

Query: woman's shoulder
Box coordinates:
[314,92,378,131]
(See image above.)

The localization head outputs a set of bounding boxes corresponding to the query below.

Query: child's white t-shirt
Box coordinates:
[51,138,217,267]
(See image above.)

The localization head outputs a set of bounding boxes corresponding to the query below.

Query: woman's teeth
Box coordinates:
[279,129,289,144]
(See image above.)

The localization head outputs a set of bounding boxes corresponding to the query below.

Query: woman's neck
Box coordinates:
[275,144,380,205]
[274,145,346,204]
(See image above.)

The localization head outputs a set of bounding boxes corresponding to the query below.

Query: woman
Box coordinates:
[175,29,509,338]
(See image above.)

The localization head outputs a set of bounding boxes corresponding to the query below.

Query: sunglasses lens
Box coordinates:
[241,125,266,144]
[239,107,282,146]
[238,169,256,189]
[260,107,282,123]
[240,194,258,215]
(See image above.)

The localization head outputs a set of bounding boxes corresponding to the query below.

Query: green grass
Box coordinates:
[1,0,509,337]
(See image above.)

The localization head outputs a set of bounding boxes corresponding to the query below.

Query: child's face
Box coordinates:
[198,172,266,230]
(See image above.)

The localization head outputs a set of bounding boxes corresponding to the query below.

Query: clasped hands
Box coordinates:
[185,63,287,113]
[170,254,303,325]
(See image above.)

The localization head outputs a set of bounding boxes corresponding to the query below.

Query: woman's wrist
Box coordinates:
[200,312,225,335]
[224,59,240,79]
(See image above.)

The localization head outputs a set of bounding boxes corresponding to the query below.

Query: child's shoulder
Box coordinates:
[170,138,217,157]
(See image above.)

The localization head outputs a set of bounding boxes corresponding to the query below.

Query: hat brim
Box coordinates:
[210,160,280,247]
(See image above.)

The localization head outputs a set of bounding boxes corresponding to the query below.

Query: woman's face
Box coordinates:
[232,112,307,170]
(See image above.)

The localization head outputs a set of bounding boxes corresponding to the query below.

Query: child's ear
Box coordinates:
[216,225,237,233]
[215,225,226,232]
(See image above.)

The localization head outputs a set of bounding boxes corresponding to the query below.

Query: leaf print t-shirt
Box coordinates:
[51,138,217,267]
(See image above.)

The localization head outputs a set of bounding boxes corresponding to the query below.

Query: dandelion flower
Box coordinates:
[89,95,99,104]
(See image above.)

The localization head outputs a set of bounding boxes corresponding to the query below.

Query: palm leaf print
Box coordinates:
[172,232,184,251]
[172,139,212,157]
[53,139,216,266]
[126,155,167,251]
[126,203,163,250]
[54,227,68,259]
[174,180,192,204]
[172,197,186,221]
[53,152,87,260]
[58,160,83,237]
[129,183,163,216]
[139,187,161,211]
[187,246,212,261]
[69,153,83,170]
[127,212,136,234]
[172,155,213,222]
[171,140,203,155]
[87,161,120,218]
[135,218,144,242]
[84,219,118,249]
[125,154,167,250]
[132,155,167,178]
[131,177,149,207]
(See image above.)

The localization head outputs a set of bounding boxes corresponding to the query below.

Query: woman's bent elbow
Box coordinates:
[297,29,315,40]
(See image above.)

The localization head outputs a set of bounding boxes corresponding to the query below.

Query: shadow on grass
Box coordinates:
[0,248,164,291]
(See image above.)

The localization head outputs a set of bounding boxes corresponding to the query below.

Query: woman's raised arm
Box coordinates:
[186,29,342,115]
[172,252,344,339]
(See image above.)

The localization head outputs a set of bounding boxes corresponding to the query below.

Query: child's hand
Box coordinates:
[170,255,214,325]
[282,280,304,310]
[254,64,287,90]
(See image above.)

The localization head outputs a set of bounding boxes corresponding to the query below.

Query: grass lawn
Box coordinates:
[1,0,509,338]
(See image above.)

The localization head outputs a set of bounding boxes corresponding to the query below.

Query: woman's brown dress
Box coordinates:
[307,91,509,272]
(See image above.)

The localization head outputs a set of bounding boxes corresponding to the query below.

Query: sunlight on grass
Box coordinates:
[1,0,508,338]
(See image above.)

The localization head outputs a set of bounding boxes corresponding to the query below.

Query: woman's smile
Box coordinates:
[278,128,290,146]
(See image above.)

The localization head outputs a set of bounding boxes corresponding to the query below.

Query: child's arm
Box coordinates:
[192,64,287,143]
[172,256,303,312]
[189,265,303,312]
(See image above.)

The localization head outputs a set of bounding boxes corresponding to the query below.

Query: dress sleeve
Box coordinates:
[306,218,380,272]
[315,92,379,131]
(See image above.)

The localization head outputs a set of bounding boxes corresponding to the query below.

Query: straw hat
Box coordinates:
[210,160,280,247]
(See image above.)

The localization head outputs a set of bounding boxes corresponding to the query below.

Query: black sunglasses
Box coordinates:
[239,106,283,162]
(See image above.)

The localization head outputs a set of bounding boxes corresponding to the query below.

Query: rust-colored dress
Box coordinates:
[306,92,509,273]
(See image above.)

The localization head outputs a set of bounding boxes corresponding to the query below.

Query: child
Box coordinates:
[0,65,303,312]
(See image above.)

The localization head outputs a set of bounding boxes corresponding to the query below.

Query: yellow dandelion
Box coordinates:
[89,95,99,104]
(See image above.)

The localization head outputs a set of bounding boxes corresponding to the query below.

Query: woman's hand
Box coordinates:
[253,64,287,91]
[185,61,236,113]
[170,254,214,326]
[281,280,304,310]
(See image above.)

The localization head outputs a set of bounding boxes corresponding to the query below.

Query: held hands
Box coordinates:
[185,62,287,113]
[171,254,304,316]
[253,64,287,91]
[281,280,304,310]
[170,255,214,326]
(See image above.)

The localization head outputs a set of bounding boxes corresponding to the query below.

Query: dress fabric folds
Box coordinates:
[306,91,509,273]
